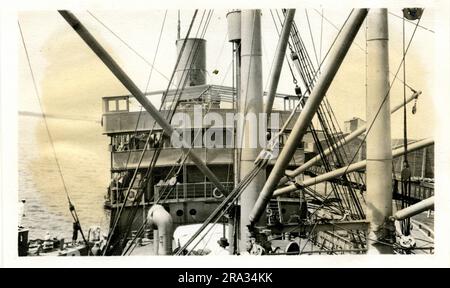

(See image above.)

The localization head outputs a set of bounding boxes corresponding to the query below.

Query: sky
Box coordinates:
[17,8,438,140]
[14,9,441,210]
[3,1,450,268]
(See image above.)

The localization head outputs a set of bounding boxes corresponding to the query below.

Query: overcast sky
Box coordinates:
[1,1,450,267]
[17,8,438,141]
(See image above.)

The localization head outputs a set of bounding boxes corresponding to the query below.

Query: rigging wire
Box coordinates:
[104,10,170,253]
[269,10,298,85]
[273,9,354,212]
[280,8,364,218]
[312,8,417,92]
[305,9,320,68]
[117,10,168,184]
[128,16,213,207]
[312,8,365,52]
[86,11,175,86]
[138,10,168,225]
[178,9,361,255]
[305,11,423,240]
[288,12,364,217]
[211,31,229,78]
[93,12,169,241]
[103,10,203,254]
[319,9,324,65]
[287,9,353,91]
[111,10,219,254]
[388,11,434,33]
[18,21,92,255]
[152,38,237,207]
[277,9,423,249]
[403,15,408,166]
[122,100,217,256]
[144,11,168,96]
[329,222,398,249]
[138,11,215,205]
[175,13,263,255]
[401,12,412,237]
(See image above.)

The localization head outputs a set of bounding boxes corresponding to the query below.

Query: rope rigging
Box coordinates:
[304,10,424,245]
[18,20,92,255]
[399,8,424,239]
[87,11,175,86]
[104,10,222,255]
[304,9,320,68]
[389,11,434,34]
[319,9,324,66]
[312,8,418,93]
[177,9,372,255]
[122,93,234,255]
[19,8,432,257]
[265,9,424,252]
[280,8,365,220]
[286,10,366,248]
[114,10,168,190]
[268,10,298,86]
[103,10,205,254]
[268,9,362,223]
[174,163,266,255]
[175,12,284,255]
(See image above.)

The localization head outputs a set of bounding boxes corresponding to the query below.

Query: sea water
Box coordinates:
[18,115,110,240]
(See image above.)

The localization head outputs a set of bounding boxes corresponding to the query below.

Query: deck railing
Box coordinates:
[155,182,234,201]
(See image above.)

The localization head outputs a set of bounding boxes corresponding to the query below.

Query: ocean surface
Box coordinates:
[18,115,110,240]
[18,114,434,242]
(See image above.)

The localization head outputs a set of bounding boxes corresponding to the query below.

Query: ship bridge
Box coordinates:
[101,84,307,171]
[101,84,310,231]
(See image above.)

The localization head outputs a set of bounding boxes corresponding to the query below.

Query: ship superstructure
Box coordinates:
[100,36,309,254]
[18,8,435,257]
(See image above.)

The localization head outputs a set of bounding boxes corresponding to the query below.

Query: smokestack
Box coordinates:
[175,38,207,88]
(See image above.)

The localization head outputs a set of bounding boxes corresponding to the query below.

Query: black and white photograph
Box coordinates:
[1,0,450,268]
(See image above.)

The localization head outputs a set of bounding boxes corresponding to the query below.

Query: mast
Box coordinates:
[239,9,265,252]
[263,9,296,116]
[280,90,421,184]
[227,9,242,254]
[58,11,227,195]
[226,10,242,189]
[366,8,395,254]
[392,196,434,221]
[273,138,434,196]
[249,9,368,225]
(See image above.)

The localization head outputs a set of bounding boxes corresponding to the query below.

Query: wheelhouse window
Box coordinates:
[103,96,130,113]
